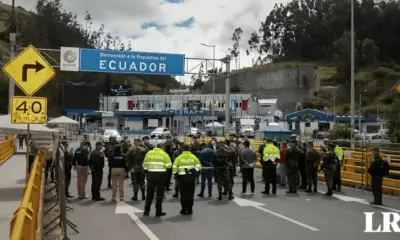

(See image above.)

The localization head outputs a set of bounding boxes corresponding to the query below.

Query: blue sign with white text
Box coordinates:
[79,48,185,76]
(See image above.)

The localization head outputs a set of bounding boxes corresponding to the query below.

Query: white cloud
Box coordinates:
[6,0,290,85]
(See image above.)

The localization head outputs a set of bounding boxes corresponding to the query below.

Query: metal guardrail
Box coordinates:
[0,138,16,165]
[10,151,45,240]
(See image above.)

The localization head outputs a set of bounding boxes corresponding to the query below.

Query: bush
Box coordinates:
[329,124,351,140]
[373,69,387,78]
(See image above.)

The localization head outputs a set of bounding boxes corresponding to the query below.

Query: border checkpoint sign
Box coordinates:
[60,47,185,76]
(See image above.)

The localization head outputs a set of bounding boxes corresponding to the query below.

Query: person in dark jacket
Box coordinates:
[240,140,256,194]
[197,145,214,197]
[109,145,126,201]
[73,142,90,199]
[368,147,385,205]
[62,141,74,198]
[88,142,105,201]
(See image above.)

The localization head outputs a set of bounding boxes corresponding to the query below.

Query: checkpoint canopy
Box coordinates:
[48,116,79,125]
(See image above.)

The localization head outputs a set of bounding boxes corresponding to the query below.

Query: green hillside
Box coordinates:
[0,1,179,116]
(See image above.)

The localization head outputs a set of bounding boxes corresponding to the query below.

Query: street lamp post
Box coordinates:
[220,55,231,136]
[200,43,216,136]
[8,0,16,113]
[350,0,355,141]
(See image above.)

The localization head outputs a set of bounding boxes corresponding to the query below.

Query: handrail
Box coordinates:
[10,151,44,240]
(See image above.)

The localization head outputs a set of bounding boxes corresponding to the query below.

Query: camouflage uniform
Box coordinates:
[212,148,233,200]
[171,148,183,198]
[225,143,238,187]
[126,143,146,201]
[305,147,320,192]
[105,137,117,188]
[285,145,300,193]
[321,147,337,196]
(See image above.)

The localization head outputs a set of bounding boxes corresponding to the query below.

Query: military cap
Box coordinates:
[371,147,379,151]
[95,141,102,146]
[142,136,149,140]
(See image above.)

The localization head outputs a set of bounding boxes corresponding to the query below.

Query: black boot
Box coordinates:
[286,187,293,193]
[313,187,317,193]
[143,206,150,216]
[228,193,234,200]
[222,190,228,196]
[218,192,222,200]
[172,188,179,198]
[305,186,312,193]
[131,191,138,201]
[141,188,146,200]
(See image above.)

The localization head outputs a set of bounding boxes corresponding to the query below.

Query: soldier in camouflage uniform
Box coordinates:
[224,139,237,194]
[320,143,337,196]
[126,139,146,201]
[142,136,154,151]
[105,136,118,189]
[190,136,201,184]
[305,141,320,193]
[212,141,234,200]
[172,142,184,198]
[120,135,132,179]
[285,140,301,193]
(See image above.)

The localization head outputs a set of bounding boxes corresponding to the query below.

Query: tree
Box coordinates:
[361,38,379,67]
[229,27,243,68]
[386,95,400,143]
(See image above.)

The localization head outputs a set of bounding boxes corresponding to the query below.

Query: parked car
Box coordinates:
[240,125,255,138]
[150,127,171,138]
[102,129,122,143]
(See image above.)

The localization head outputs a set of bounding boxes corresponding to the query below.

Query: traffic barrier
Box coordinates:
[184,137,400,196]
[0,138,17,165]
[10,151,45,240]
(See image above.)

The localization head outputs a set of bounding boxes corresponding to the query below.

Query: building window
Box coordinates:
[295,122,300,130]
[288,122,292,130]
[305,122,311,127]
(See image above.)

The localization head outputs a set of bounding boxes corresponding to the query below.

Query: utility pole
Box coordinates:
[8,0,16,113]
[221,55,231,136]
[350,0,355,142]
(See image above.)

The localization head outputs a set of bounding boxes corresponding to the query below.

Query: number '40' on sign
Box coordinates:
[10,96,48,124]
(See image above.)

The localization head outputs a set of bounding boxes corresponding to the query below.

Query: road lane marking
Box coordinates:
[233,197,319,231]
[115,201,159,240]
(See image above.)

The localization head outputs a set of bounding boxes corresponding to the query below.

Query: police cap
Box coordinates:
[95,141,102,146]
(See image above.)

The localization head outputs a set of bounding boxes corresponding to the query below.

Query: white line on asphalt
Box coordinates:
[253,205,320,231]
[128,212,159,240]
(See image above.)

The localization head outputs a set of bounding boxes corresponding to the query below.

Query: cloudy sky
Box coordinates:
[5,0,289,84]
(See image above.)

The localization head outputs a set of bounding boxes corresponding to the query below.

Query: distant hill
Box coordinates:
[0,2,179,116]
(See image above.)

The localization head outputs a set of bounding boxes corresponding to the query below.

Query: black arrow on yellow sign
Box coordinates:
[22,61,45,82]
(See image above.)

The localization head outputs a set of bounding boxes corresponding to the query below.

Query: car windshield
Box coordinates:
[104,130,119,136]
[153,128,164,133]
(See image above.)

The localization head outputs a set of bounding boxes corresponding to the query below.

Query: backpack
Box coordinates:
[381,159,390,176]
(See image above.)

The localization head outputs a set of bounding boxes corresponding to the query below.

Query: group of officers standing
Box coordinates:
[55,132,387,218]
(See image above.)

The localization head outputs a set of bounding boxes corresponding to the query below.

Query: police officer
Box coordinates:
[261,138,280,195]
[105,136,118,189]
[213,142,234,200]
[285,140,300,193]
[142,145,172,217]
[126,139,146,201]
[258,138,267,182]
[332,142,344,192]
[172,143,184,198]
[320,143,336,196]
[83,134,92,152]
[164,136,174,191]
[173,144,201,215]
[62,140,73,198]
[73,142,90,199]
[305,141,320,193]
[88,142,106,201]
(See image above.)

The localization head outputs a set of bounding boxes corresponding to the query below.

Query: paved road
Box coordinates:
[60,141,400,240]
[0,154,27,239]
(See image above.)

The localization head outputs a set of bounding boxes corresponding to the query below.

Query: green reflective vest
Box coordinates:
[262,143,280,162]
[142,148,172,172]
[172,151,201,175]
[334,145,344,162]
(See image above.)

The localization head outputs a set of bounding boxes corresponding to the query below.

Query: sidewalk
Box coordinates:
[0,154,26,239]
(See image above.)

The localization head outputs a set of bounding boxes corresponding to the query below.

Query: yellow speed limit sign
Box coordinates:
[11,96,47,124]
